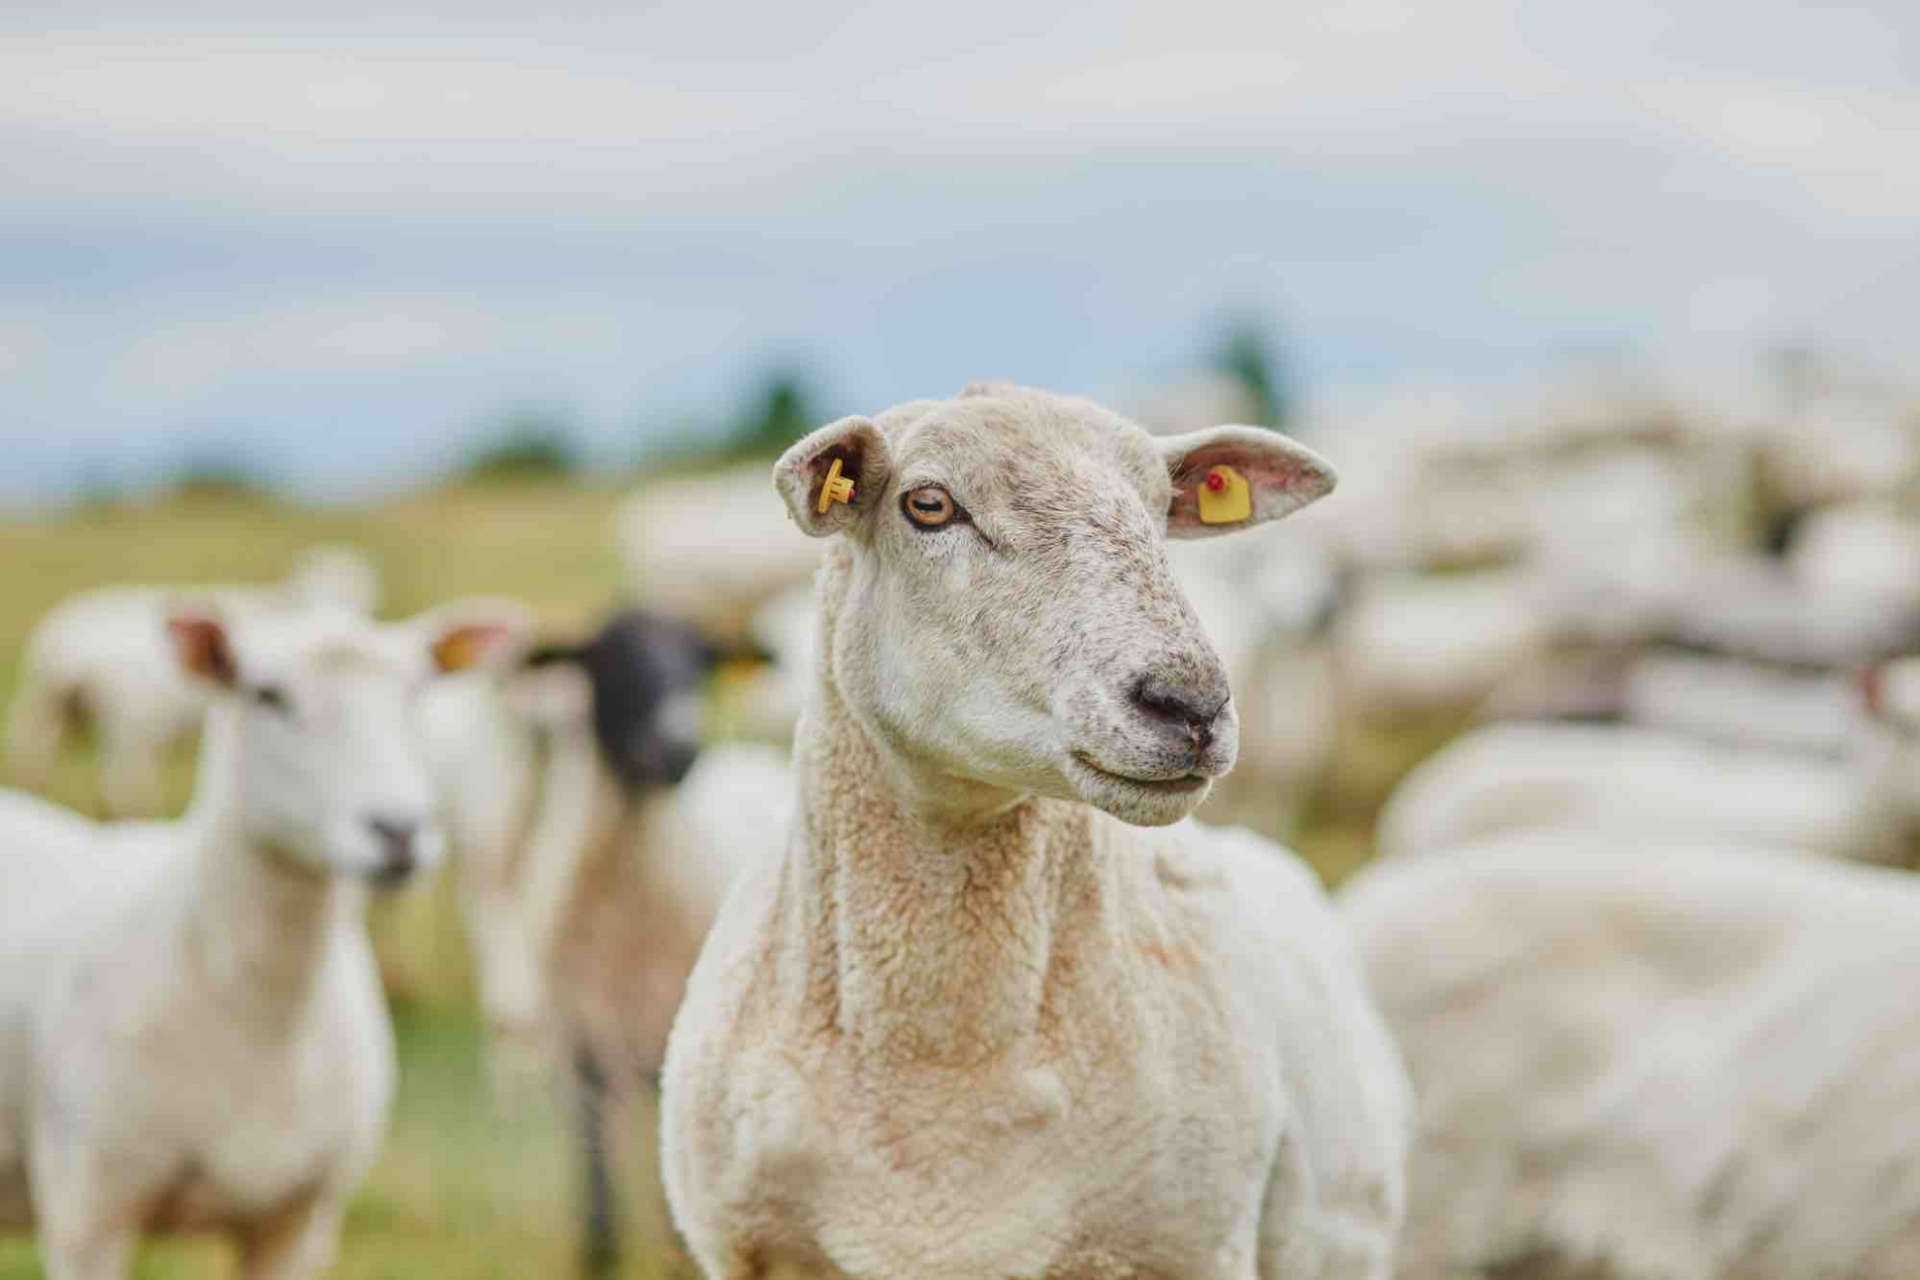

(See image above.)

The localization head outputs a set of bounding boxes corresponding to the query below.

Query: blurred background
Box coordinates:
[3,0,1917,1276]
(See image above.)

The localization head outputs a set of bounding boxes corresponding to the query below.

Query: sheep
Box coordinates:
[1478,648,1860,759]
[1376,657,1920,864]
[1786,499,1920,611]
[0,596,524,1280]
[1341,829,1920,1280]
[1334,569,1555,719]
[3,545,381,818]
[615,465,822,642]
[660,384,1410,1280]
[419,609,788,1276]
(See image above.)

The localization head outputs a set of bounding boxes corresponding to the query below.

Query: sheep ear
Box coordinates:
[1160,426,1337,540]
[414,600,537,675]
[166,607,239,688]
[774,415,892,538]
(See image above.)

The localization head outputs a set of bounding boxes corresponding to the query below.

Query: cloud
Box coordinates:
[1632,77,1920,218]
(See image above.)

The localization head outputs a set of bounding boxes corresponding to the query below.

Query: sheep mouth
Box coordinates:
[1070,752,1211,795]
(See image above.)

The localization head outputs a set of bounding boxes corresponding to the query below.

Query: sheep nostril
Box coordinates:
[1131,676,1228,746]
[364,816,419,870]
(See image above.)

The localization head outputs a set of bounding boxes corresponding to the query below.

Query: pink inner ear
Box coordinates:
[168,616,237,685]
[435,622,514,673]
[1169,445,1316,524]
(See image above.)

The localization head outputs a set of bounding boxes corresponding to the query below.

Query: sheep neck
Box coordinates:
[782,555,1119,1067]
[177,703,358,1036]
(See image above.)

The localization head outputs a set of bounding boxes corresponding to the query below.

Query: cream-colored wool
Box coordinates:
[660,385,1408,1280]
[1344,831,1920,1280]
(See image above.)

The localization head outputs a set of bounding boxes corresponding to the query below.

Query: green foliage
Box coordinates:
[461,412,578,482]
[169,451,272,502]
[1211,319,1294,430]
[724,372,815,460]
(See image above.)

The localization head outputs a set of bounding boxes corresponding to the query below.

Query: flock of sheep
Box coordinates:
[2,375,1919,1279]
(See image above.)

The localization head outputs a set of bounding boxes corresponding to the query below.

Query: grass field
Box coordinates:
[0,477,1424,1279]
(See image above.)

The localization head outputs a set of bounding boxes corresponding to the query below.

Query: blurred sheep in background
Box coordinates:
[421,607,788,1277]
[3,546,381,818]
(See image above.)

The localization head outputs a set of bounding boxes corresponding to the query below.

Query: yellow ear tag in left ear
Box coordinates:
[817,457,856,514]
[433,630,478,673]
[1197,464,1251,524]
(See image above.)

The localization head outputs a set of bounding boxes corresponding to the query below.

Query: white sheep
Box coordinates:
[420,609,788,1275]
[3,546,381,817]
[0,597,523,1280]
[1786,499,1920,612]
[1376,657,1920,863]
[660,385,1410,1280]
[1334,569,1554,719]
[615,465,822,643]
[1342,829,1920,1280]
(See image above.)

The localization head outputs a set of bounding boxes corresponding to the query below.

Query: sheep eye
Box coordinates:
[901,486,963,530]
[251,684,293,716]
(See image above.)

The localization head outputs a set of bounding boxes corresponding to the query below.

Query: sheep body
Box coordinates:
[1374,720,1891,862]
[1341,832,1920,1280]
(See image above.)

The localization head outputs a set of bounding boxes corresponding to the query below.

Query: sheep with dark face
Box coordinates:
[421,608,787,1277]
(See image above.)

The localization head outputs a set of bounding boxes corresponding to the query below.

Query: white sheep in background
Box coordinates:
[1377,657,1920,863]
[3,545,381,817]
[1342,830,1920,1280]
[662,384,1409,1280]
[0,597,523,1280]
[1334,569,1554,719]
[717,582,816,745]
[420,609,788,1276]
[1786,499,1920,612]
[1475,649,1860,759]
[615,464,821,642]
[1618,650,1859,757]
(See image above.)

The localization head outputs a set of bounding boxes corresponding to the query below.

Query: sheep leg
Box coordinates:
[37,1230,136,1280]
[576,1043,622,1279]
[236,1195,344,1280]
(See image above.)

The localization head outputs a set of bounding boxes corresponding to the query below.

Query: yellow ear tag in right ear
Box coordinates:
[1197,464,1251,524]
[817,457,856,514]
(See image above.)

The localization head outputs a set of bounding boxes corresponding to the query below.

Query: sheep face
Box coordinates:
[168,601,530,884]
[776,384,1336,827]
[506,610,745,791]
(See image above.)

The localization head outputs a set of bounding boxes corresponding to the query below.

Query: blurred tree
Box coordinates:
[1210,318,1293,430]
[725,371,816,459]
[171,450,270,501]
[462,410,578,482]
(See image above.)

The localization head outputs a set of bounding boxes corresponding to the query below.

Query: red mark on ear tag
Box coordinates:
[1205,470,1227,493]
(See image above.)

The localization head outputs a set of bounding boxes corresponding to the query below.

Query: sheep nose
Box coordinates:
[1131,673,1230,751]
[365,816,421,879]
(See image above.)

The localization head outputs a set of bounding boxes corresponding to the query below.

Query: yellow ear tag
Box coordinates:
[433,631,479,673]
[1196,464,1252,524]
[817,457,856,515]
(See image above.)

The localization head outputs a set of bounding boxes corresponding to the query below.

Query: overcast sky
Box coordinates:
[3,0,1916,503]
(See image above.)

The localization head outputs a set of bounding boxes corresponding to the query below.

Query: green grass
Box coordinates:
[0,478,1429,1278]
